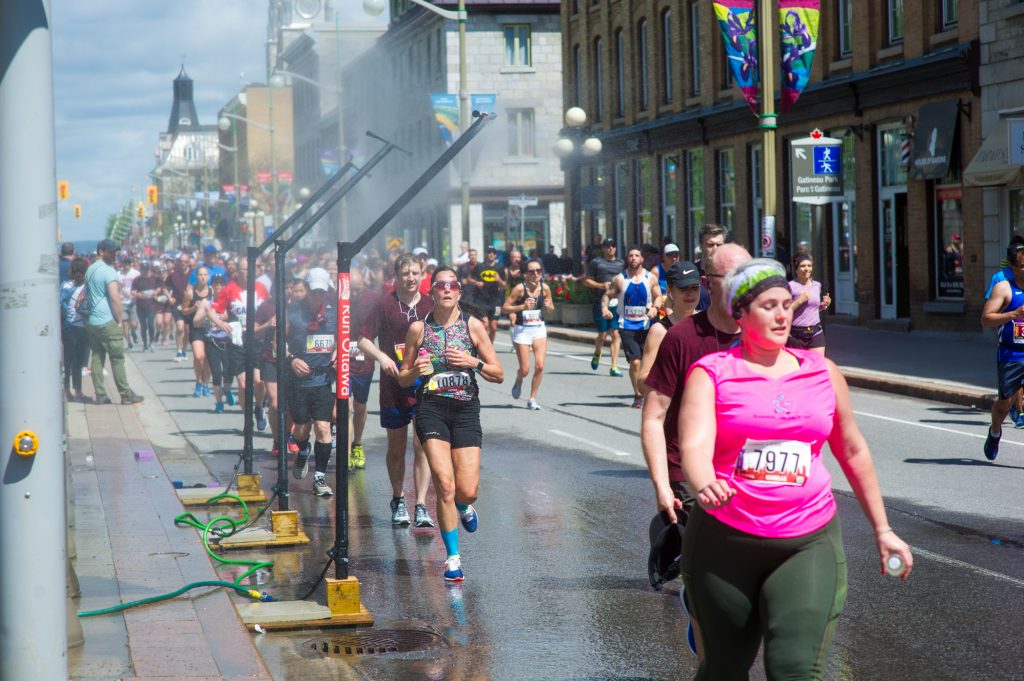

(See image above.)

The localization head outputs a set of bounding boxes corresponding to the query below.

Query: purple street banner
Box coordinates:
[713,1,759,112]
[779,0,820,113]
[430,93,460,147]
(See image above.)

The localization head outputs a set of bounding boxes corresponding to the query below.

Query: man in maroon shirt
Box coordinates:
[357,254,435,528]
[641,243,750,525]
[166,253,193,361]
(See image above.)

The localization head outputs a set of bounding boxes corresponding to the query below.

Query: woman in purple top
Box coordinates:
[787,254,831,354]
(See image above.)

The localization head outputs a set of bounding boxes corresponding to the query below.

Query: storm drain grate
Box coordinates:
[307,629,448,657]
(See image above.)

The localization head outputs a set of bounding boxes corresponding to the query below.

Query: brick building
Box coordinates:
[342,0,564,260]
[562,0,982,331]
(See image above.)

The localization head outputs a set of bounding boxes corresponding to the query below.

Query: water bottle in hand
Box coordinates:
[885,554,906,577]
[418,347,434,376]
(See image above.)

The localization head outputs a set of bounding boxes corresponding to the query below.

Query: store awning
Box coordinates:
[911,99,959,181]
[965,120,1023,187]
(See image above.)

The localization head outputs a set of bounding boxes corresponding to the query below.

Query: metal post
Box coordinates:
[0,0,69,676]
[758,0,778,257]
[335,14,348,240]
[458,0,470,243]
[242,246,257,475]
[269,81,279,236]
[274,241,290,511]
[232,124,240,244]
[333,242,357,579]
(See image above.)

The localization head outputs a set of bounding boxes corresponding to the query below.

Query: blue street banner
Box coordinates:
[430,93,460,146]
[471,93,497,118]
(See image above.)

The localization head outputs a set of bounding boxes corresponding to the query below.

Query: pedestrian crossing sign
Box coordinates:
[813,146,841,175]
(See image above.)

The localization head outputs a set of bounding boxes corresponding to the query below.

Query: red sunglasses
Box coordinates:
[432,280,461,292]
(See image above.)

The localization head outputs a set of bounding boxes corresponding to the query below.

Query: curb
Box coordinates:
[508,321,996,410]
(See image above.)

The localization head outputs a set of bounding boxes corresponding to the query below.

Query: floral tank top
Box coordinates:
[420,311,478,401]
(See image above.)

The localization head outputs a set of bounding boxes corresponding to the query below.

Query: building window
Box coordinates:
[661,9,673,105]
[637,158,654,244]
[720,38,734,89]
[690,2,702,96]
[934,185,963,299]
[941,0,958,29]
[837,0,853,58]
[615,29,626,117]
[686,148,705,254]
[504,24,532,67]
[887,0,904,45]
[661,155,678,241]
[750,144,764,256]
[573,45,582,106]
[638,20,649,112]
[1011,189,1024,243]
[594,37,604,121]
[507,109,535,157]
[717,148,735,230]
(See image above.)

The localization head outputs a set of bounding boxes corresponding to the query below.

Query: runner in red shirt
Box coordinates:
[357,254,435,528]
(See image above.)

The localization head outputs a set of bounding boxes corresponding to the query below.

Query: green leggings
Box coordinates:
[680,508,848,681]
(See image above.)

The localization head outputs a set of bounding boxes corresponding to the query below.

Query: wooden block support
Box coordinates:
[270,510,300,538]
[326,577,363,616]
[236,473,263,498]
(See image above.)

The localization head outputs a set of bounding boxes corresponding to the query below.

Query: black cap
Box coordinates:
[665,260,701,288]
[485,245,497,253]
[648,511,684,591]
[601,238,616,248]
[96,238,120,255]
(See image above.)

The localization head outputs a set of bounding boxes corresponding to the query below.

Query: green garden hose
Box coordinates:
[78,493,276,617]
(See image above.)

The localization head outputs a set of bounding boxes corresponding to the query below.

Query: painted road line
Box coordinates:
[496,340,604,366]
[913,546,1024,589]
[549,429,631,457]
[853,410,1024,448]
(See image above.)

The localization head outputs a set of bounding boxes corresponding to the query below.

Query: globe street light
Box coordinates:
[555,107,602,271]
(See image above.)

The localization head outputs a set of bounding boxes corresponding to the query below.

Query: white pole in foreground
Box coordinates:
[0,1,70,678]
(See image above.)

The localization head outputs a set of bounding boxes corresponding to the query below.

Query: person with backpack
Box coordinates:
[60,257,91,402]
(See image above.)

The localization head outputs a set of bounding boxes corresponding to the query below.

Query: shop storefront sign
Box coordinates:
[911,99,959,181]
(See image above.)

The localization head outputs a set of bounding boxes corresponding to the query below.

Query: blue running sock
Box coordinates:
[441,528,459,557]
[455,503,469,513]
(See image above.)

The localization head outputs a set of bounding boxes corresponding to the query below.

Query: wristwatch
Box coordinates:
[475,359,485,372]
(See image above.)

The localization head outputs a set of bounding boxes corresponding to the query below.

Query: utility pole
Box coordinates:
[758,0,778,258]
[458,0,469,244]
[0,1,70,678]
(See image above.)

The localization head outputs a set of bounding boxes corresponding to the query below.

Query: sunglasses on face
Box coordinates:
[526,268,542,274]
[432,280,461,292]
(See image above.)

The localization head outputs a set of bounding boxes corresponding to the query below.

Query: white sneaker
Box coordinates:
[313,476,333,497]
[527,398,540,411]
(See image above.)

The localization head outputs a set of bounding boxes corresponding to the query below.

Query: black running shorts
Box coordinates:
[414,394,482,449]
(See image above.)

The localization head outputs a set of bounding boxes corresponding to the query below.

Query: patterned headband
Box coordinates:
[724,258,789,317]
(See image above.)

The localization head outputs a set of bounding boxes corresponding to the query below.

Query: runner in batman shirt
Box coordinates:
[285,268,337,497]
[357,253,435,528]
[601,246,663,408]
[472,246,507,342]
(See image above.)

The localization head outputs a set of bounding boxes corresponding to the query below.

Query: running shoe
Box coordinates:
[609,367,623,377]
[121,392,144,405]
[201,383,211,397]
[526,398,541,411]
[351,444,366,469]
[632,395,645,409]
[459,505,478,533]
[255,407,267,432]
[225,389,236,406]
[511,377,523,400]
[1011,403,1021,426]
[193,382,203,398]
[590,350,601,371]
[391,496,411,526]
[214,402,224,414]
[287,434,300,455]
[313,476,333,497]
[984,428,1001,461]
[95,396,113,405]
[680,584,698,656]
[414,504,435,528]
[443,555,464,582]
[293,451,310,480]
[270,448,280,457]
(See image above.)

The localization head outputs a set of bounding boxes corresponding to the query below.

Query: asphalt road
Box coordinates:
[129,334,1024,681]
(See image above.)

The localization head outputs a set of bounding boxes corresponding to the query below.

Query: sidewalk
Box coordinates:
[67,361,272,681]
[537,320,999,408]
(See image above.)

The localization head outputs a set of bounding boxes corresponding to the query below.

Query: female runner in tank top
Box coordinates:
[679,259,912,679]
[398,267,504,582]
[787,253,831,354]
[181,266,212,397]
[502,258,554,410]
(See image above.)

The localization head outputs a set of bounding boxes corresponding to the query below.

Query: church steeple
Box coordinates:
[167,65,200,134]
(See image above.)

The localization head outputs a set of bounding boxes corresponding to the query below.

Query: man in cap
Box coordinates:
[472,246,507,341]
[650,243,682,300]
[285,267,338,497]
[84,239,144,404]
[190,244,226,285]
[582,238,625,376]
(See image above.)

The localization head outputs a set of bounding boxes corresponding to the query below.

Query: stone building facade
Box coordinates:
[342,0,564,260]
[563,0,982,331]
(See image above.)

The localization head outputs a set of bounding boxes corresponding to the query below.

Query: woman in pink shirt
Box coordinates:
[679,258,912,680]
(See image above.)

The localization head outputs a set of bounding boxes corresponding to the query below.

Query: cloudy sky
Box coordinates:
[52,0,385,243]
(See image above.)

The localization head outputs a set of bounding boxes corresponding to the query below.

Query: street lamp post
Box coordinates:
[220,103,277,240]
[364,0,470,243]
[554,107,602,270]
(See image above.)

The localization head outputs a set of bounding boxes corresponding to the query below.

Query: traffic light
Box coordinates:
[73,204,82,218]
[137,203,145,219]
[146,185,158,205]
[57,181,69,200]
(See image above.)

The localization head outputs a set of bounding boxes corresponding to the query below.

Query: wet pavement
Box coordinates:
[69,334,1024,680]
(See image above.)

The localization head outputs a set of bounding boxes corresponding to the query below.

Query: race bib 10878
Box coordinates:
[735,439,811,486]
